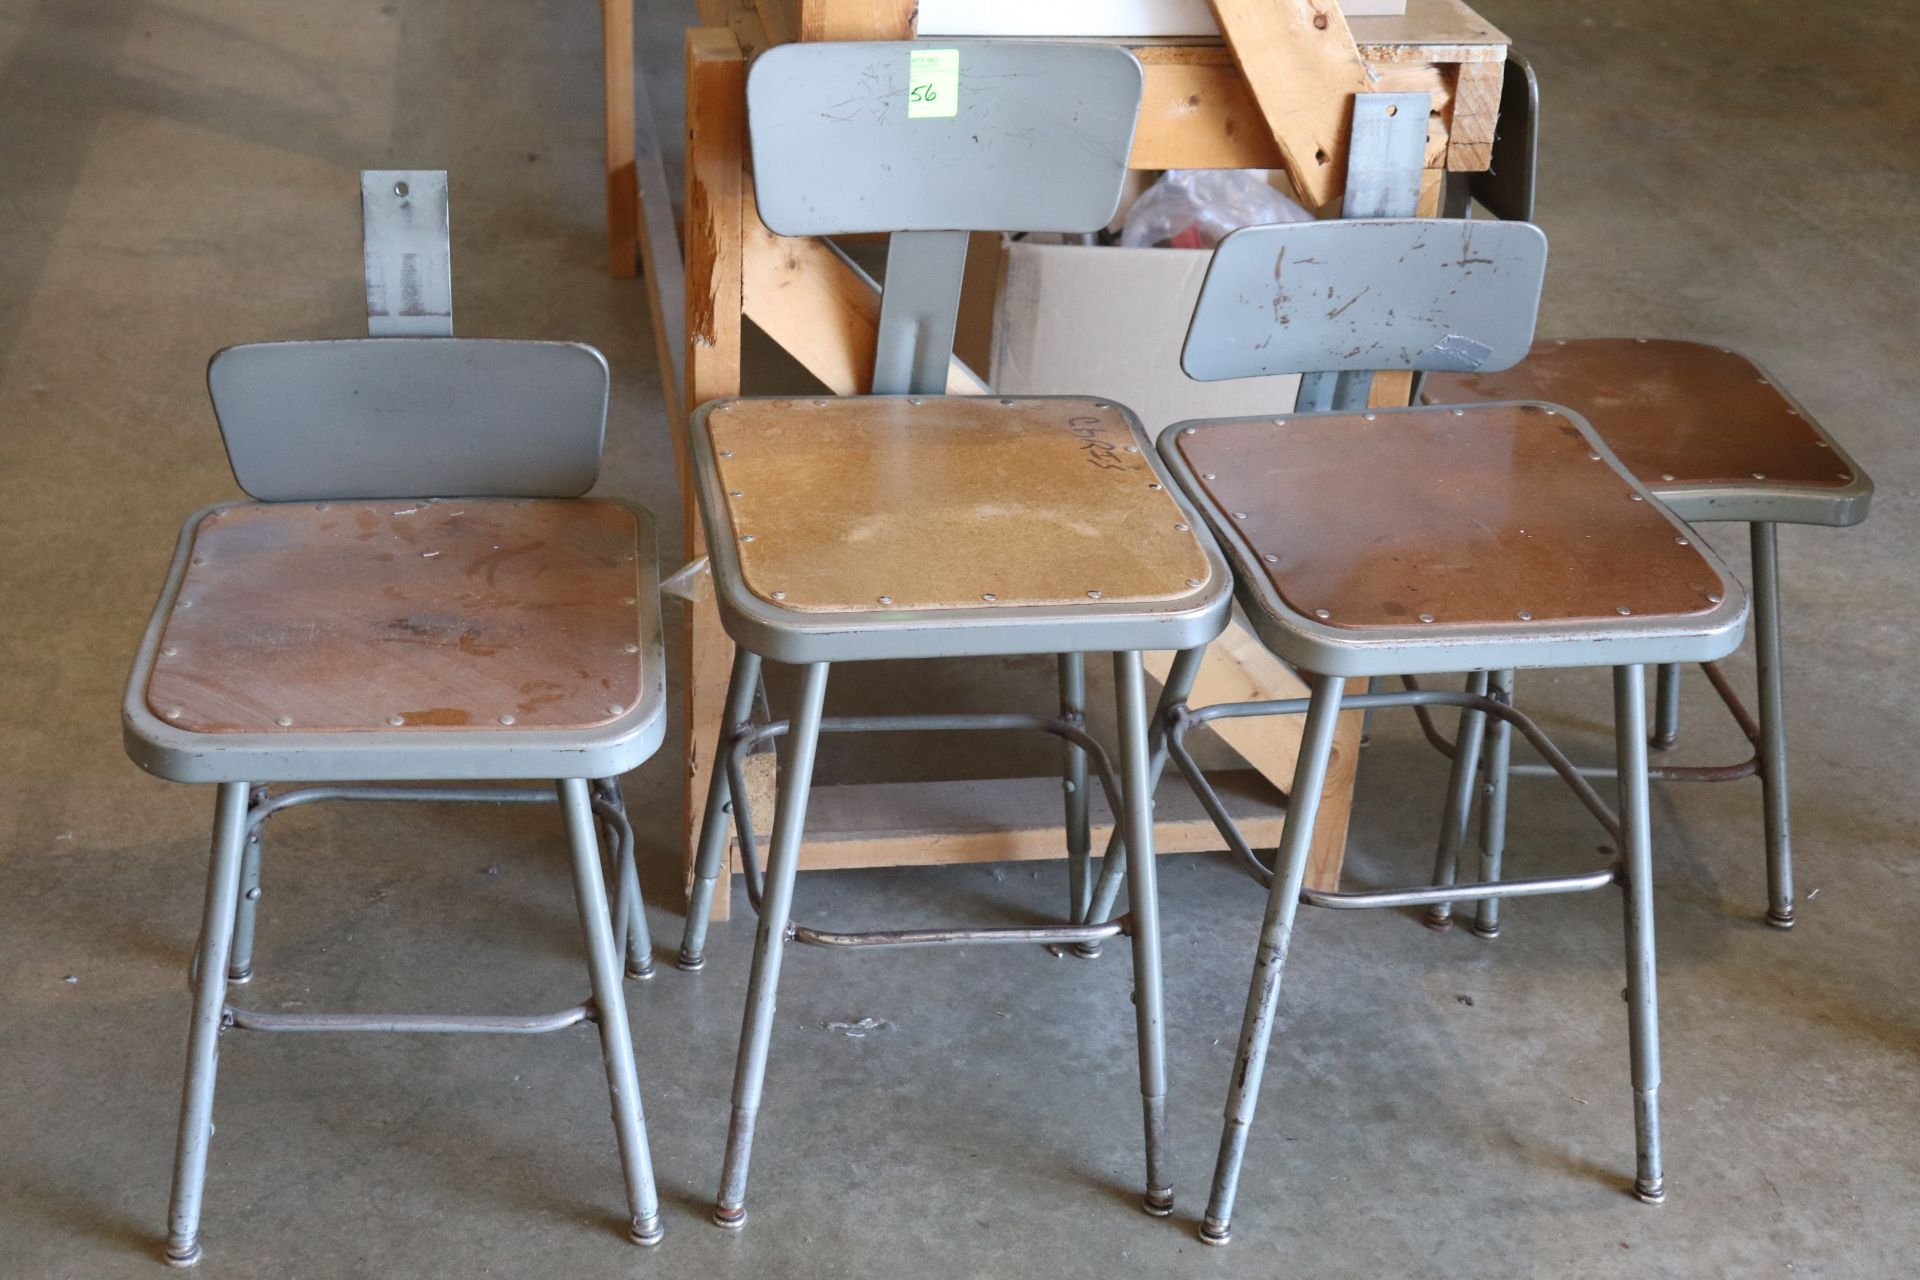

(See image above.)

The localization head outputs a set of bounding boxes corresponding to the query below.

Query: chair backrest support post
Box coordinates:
[873,229,970,397]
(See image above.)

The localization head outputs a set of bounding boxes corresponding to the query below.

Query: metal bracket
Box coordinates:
[362,170,453,337]
[1294,91,1432,414]
[660,556,712,604]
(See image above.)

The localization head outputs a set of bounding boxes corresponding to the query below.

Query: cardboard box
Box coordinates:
[980,238,1300,433]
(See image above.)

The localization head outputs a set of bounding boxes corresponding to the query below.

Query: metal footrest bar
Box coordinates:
[1177,687,1621,848]
[225,1004,593,1034]
[788,917,1128,949]
[724,709,1124,921]
[247,784,559,834]
[1300,867,1617,911]
[1410,660,1763,782]
[1508,757,1759,783]
[1167,688,1622,895]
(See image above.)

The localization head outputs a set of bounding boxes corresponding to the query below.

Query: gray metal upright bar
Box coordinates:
[1199,673,1346,1246]
[164,782,251,1267]
[1425,671,1491,929]
[1114,650,1174,1216]
[873,230,969,397]
[680,647,766,968]
[1474,669,1516,938]
[714,661,831,1229]
[1059,653,1093,923]
[1752,522,1794,927]
[559,779,665,1244]
[1613,666,1666,1203]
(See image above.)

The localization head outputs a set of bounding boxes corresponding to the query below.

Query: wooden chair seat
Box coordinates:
[146,498,646,734]
[703,396,1215,614]
[1423,339,1861,514]
[1172,402,1729,632]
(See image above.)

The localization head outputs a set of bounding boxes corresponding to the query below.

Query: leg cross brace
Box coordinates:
[724,712,1132,949]
[1167,688,1624,908]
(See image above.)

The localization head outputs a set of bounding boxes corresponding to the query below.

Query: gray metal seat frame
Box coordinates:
[1152,214,1747,1245]
[672,40,1231,1231]
[1434,51,1874,932]
[122,173,668,1264]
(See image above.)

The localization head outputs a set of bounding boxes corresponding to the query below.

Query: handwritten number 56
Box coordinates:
[910,82,937,102]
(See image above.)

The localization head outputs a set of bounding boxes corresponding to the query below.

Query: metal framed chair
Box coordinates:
[1428,51,1874,931]
[124,174,668,1264]
[672,41,1231,1230]
[1154,217,1749,1244]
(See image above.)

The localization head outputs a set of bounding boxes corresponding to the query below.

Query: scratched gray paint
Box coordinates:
[1181,219,1550,382]
[208,338,609,501]
[361,171,453,337]
[746,40,1142,236]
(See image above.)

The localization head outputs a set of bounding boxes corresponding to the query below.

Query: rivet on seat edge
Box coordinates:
[1418,613,1435,623]
[499,715,516,725]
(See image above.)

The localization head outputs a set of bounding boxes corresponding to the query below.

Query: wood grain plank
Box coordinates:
[683,28,749,919]
[599,0,638,276]
[1204,0,1378,209]
[742,770,1286,872]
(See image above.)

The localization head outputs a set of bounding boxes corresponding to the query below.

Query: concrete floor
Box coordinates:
[2,0,1916,1275]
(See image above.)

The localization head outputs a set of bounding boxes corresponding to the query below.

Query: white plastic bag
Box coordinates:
[1119,170,1312,249]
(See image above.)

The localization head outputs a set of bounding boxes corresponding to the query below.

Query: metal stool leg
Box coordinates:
[164,782,252,1267]
[1473,669,1515,939]
[1425,670,1491,931]
[1059,653,1093,924]
[1199,673,1346,1246]
[599,778,655,980]
[559,778,665,1246]
[226,788,266,984]
[1652,663,1683,751]
[1083,645,1208,936]
[1613,666,1666,1204]
[1114,651,1174,1216]
[713,661,830,1231]
[1752,522,1794,928]
[679,646,765,969]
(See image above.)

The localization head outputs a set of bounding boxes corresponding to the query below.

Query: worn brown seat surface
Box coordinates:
[1174,403,1728,631]
[146,499,645,734]
[1423,339,1858,493]
[705,396,1213,613]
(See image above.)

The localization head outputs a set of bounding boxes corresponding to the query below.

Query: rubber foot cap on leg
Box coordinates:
[1471,923,1502,940]
[1072,941,1102,959]
[1766,910,1795,930]
[1634,1178,1668,1205]
[226,968,254,986]
[712,1203,747,1231]
[1199,1218,1232,1246]
[629,1214,664,1246]
[1650,732,1678,752]
[1143,1188,1174,1217]
[627,961,656,981]
[164,1241,202,1268]
[676,951,706,972]
[1423,911,1454,933]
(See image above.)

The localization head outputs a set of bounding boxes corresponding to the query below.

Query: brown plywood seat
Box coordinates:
[1174,403,1728,631]
[1423,339,1859,498]
[704,396,1214,613]
[146,498,646,734]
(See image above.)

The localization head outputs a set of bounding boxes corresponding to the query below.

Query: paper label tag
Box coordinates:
[908,49,959,119]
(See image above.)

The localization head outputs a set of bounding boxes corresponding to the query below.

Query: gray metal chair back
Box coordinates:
[746,40,1144,395]
[1181,218,1548,396]
[208,337,609,501]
